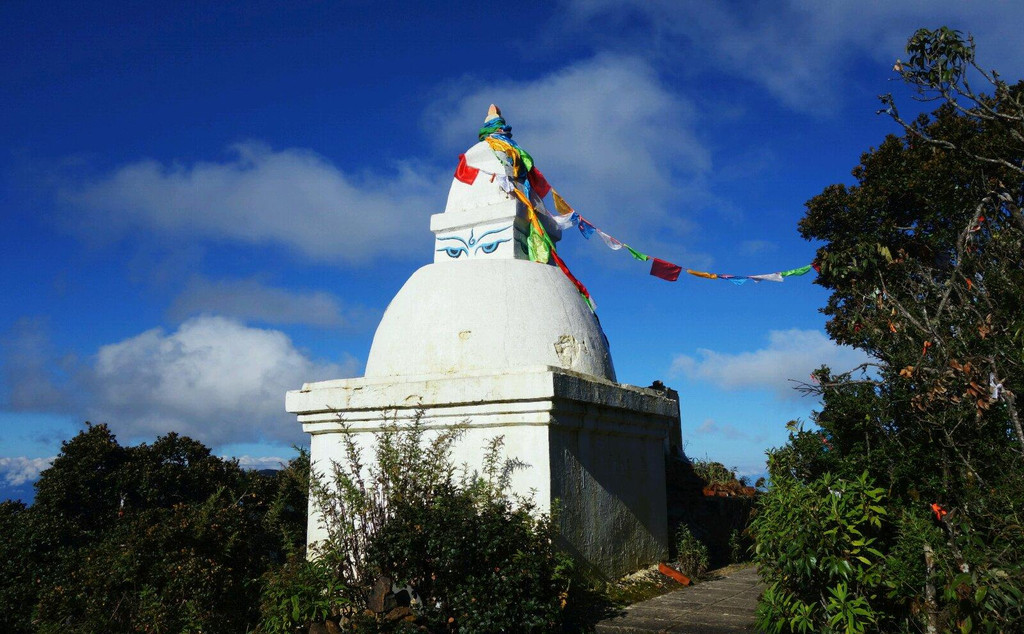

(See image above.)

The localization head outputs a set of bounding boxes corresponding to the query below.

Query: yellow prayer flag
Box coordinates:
[686,269,718,280]
[552,190,575,216]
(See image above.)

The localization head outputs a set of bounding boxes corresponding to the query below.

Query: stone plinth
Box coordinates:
[286,365,677,578]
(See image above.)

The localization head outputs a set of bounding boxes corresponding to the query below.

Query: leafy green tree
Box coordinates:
[0,423,310,633]
[756,27,1024,632]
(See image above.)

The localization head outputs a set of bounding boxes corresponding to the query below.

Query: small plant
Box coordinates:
[675,524,710,580]
[729,528,751,564]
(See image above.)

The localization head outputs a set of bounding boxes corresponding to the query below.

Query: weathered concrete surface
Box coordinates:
[597,566,764,633]
[287,366,677,579]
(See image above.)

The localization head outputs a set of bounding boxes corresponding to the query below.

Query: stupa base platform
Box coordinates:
[286,365,678,578]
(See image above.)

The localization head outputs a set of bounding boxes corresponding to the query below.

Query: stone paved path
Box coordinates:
[596,566,764,633]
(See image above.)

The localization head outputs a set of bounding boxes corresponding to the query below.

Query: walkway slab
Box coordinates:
[596,566,764,633]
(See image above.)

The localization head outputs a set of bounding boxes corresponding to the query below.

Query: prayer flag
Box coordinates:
[527,167,551,198]
[651,258,682,281]
[551,249,595,310]
[686,269,718,280]
[528,224,550,263]
[578,218,596,239]
[598,230,623,250]
[625,245,649,261]
[780,264,813,277]
[549,209,577,230]
[495,175,515,194]
[748,273,783,283]
[552,190,574,216]
[454,154,479,185]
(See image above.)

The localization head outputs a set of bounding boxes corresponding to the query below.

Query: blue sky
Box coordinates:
[3,1,1023,501]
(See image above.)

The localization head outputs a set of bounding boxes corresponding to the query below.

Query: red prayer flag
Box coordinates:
[650,258,682,282]
[527,167,551,198]
[454,153,479,185]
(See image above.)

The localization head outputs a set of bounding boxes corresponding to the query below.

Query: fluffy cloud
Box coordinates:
[65,142,443,264]
[565,1,1024,114]
[0,456,54,486]
[168,276,377,330]
[425,54,715,251]
[671,329,870,399]
[84,316,356,446]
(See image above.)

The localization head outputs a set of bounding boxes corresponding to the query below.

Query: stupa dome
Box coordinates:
[364,106,615,381]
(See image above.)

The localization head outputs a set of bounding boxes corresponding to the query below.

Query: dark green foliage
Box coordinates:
[260,413,572,632]
[756,27,1024,633]
[0,501,36,633]
[0,423,309,633]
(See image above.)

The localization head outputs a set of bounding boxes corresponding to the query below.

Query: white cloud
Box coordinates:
[565,1,1024,114]
[693,418,747,440]
[671,329,870,399]
[424,54,716,251]
[84,316,357,446]
[740,240,777,255]
[65,142,443,265]
[168,276,376,330]
[0,456,54,486]
[230,455,294,471]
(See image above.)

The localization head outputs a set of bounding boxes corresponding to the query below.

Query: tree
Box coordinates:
[0,423,310,633]
[754,28,1024,632]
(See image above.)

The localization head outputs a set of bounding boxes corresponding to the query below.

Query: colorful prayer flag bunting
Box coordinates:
[466,115,816,298]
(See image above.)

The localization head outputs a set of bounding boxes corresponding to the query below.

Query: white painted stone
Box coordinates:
[364,259,615,381]
[288,367,676,577]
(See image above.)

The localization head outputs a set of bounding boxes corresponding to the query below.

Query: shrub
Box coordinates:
[751,470,889,633]
[268,411,571,632]
[675,524,710,580]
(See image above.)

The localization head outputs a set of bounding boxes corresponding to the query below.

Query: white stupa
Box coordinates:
[287,106,679,577]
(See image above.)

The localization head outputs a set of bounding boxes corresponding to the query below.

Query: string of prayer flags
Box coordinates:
[651,258,682,281]
[459,105,816,297]
[475,106,596,310]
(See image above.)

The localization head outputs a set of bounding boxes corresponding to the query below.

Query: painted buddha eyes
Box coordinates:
[437,225,512,259]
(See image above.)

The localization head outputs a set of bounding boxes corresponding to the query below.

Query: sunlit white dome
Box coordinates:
[365,108,614,381]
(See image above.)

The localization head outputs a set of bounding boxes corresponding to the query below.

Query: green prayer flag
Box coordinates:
[528,224,550,264]
[625,245,649,262]
[780,264,813,277]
